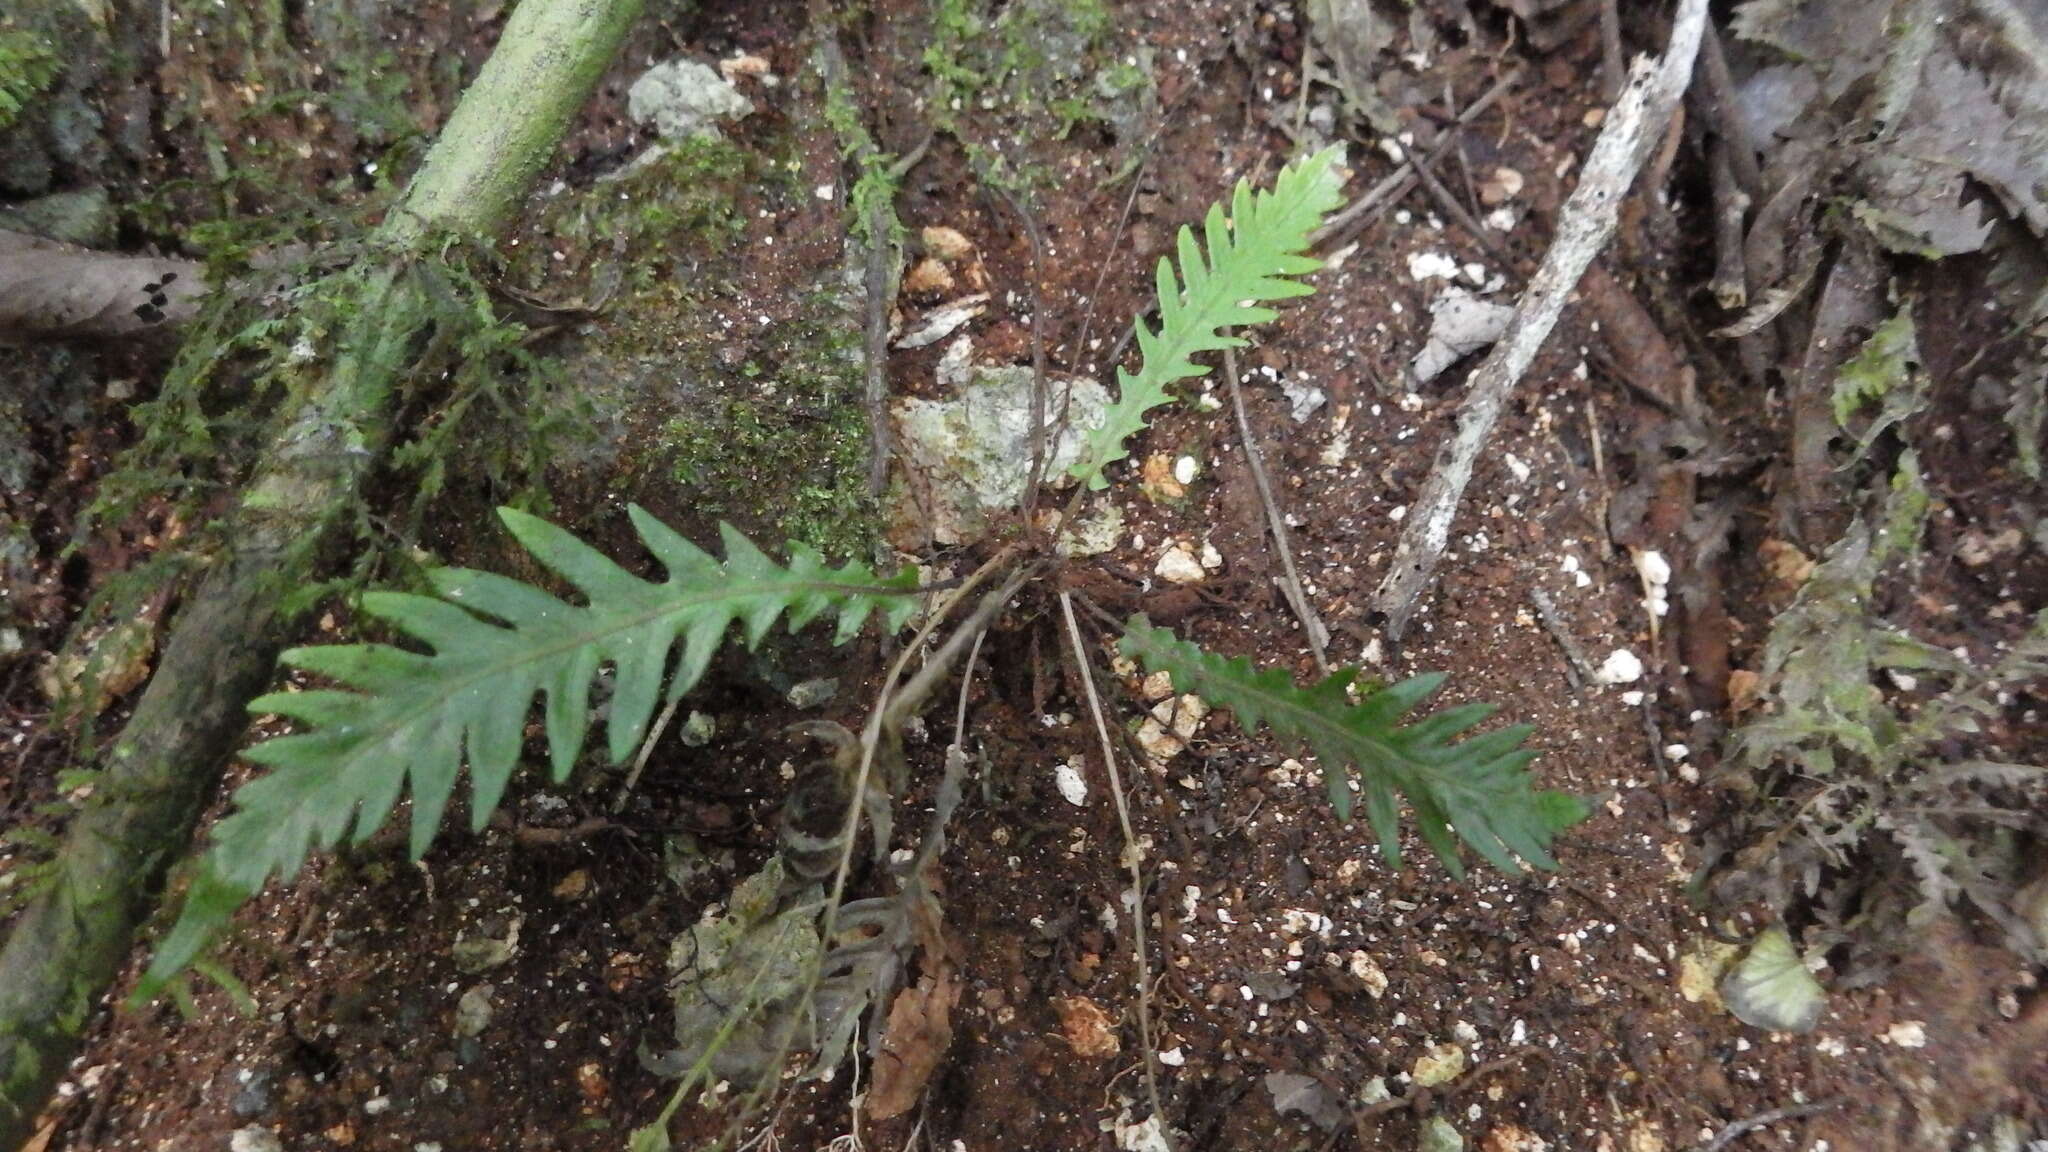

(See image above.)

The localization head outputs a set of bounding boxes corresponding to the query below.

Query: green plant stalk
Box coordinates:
[0,0,641,1141]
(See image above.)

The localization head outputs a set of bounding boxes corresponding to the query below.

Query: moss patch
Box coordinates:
[659,298,878,562]
[920,0,1156,183]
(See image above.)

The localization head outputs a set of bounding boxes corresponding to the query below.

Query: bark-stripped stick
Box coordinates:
[1368,0,1709,641]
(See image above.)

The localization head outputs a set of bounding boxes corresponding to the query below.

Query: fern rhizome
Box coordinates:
[143,148,1587,1102]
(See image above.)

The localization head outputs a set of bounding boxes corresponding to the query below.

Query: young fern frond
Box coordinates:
[1066,147,1347,490]
[1118,616,1587,877]
[140,507,919,994]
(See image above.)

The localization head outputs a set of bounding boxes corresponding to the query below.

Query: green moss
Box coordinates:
[0,25,60,132]
[918,0,1155,187]
[660,301,878,561]
[576,135,751,295]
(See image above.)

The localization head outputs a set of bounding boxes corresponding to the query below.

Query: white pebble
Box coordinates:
[1054,761,1089,807]
[1592,649,1644,685]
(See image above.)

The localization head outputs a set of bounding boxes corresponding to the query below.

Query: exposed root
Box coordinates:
[1059,591,1172,1146]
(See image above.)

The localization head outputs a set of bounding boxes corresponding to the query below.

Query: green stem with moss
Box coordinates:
[0,0,641,1142]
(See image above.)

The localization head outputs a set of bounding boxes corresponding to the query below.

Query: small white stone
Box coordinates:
[1635,549,1672,587]
[1174,455,1199,485]
[1347,951,1389,997]
[1152,694,1210,741]
[1156,542,1207,585]
[1407,251,1460,281]
[1592,649,1644,685]
[1884,1020,1928,1048]
[1198,541,1223,571]
[1663,743,1690,760]
[1620,690,1646,706]
[364,1097,393,1116]
[1158,1046,1186,1066]
[1141,670,1176,700]
[231,1129,284,1152]
[1054,761,1089,806]
[814,183,836,201]
[1137,718,1185,761]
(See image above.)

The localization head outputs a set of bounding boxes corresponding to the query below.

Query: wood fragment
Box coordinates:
[1694,1098,1836,1152]
[0,230,204,340]
[1599,0,1624,101]
[1529,587,1594,689]
[1369,0,1710,641]
[1708,138,1751,310]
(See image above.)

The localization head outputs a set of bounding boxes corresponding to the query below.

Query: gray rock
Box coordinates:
[627,60,753,141]
[230,1069,273,1118]
[0,185,113,245]
[786,678,838,709]
[891,364,1109,545]
[454,984,494,1038]
[1264,1071,1345,1132]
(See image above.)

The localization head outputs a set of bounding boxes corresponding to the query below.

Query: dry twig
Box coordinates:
[1694,1098,1836,1152]
[1221,342,1330,673]
[1310,69,1522,251]
[1369,0,1710,640]
[1059,591,1172,1146]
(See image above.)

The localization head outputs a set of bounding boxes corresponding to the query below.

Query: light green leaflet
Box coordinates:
[1067,147,1347,490]
[139,507,918,996]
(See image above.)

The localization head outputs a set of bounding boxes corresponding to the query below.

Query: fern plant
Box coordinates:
[141,146,1584,1027]
[0,27,59,133]
[139,507,919,994]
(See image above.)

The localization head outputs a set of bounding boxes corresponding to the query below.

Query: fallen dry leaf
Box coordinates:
[867,971,961,1120]
[1140,453,1186,500]
[1758,538,1815,591]
[921,225,975,262]
[1055,994,1120,1058]
[903,257,955,297]
[1726,668,1763,717]
[38,610,160,716]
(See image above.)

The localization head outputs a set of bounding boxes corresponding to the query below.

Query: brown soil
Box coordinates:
[4,2,2043,1152]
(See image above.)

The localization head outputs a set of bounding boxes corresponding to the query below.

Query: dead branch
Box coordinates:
[0,230,204,340]
[1368,0,1710,641]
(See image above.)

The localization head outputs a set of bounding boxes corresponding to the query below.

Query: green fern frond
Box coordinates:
[1118,616,1587,877]
[0,28,60,132]
[139,507,919,995]
[1067,147,1346,490]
